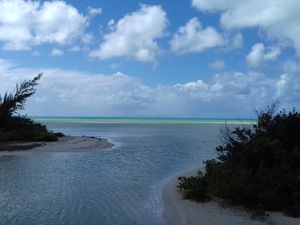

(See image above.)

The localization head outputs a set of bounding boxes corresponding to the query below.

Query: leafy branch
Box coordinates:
[0,73,42,123]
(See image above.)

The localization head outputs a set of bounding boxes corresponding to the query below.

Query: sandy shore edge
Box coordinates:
[163,169,300,225]
[0,136,113,156]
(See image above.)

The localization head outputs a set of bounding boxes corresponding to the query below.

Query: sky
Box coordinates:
[0,0,299,118]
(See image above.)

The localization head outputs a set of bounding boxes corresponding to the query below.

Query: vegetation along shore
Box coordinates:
[0,74,113,153]
[172,103,300,224]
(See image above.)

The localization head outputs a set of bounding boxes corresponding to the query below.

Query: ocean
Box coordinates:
[0,118,253,225]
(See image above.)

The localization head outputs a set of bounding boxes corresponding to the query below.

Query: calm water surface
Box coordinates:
[0,120,230,225]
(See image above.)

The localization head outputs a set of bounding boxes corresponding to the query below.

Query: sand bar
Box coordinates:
[0,136,113,156]
[163,169,300,225]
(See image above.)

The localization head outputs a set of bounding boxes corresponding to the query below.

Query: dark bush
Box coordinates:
[0,116,57,142]
[177,104,300,216]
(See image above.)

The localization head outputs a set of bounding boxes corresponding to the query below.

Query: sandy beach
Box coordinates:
[163,169,300,225]
[0,136,113,156]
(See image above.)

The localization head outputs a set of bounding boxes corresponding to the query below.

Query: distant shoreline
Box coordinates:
[0,136,113,156]
[162,169,300,225]
[31,117,256,125]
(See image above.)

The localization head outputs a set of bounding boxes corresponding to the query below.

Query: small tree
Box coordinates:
[0,73,42,126]
[0,74,59,142]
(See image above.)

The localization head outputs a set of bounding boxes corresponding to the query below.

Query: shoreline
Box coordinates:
[162,169,300,225]
[0,136,113,156]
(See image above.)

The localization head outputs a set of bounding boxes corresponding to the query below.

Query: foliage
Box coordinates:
[0,74,42,124]
[178,104,300,216]
[0,74,59,142]
[0,116,58,142]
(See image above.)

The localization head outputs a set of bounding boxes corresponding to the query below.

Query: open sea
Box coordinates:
[0,118,254,225]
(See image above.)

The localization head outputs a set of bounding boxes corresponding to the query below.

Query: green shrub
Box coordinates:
[0,116,57,142]
[178,104,300,216]
[178,170,211,202]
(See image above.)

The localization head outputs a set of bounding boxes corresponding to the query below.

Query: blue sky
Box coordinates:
[0,0,299,117]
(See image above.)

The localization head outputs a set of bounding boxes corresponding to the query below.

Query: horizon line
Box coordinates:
[30,116,256,120]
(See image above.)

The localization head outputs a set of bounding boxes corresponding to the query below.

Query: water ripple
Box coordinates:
[0,123,222,225]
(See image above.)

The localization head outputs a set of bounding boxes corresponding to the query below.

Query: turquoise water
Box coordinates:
[32,117,255,124]
[0,119,250,225]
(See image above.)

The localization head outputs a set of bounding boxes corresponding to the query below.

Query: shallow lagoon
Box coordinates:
[0,119,246,225]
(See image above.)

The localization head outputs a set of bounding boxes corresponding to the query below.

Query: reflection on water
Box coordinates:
[0,122,224,225]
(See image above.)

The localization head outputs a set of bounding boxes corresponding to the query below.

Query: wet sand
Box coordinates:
[0,136,113,156]
[163,169,300,225]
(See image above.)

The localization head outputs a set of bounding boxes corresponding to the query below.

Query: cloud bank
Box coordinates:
[0,59,299,117]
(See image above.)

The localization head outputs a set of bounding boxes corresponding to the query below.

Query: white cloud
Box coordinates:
[246,43,281,67]
[87,6,102,17]
[175,80,208,90]
[89,5,168,62]
[191,0,300,54]
[209,60,225,71]
[51,48,64,56]
[0,58,299,117]
[170,17,224,54]
[283,60,300,73]
[192,0,215,11]
[276,74,300,104]
[0,0,88,50]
